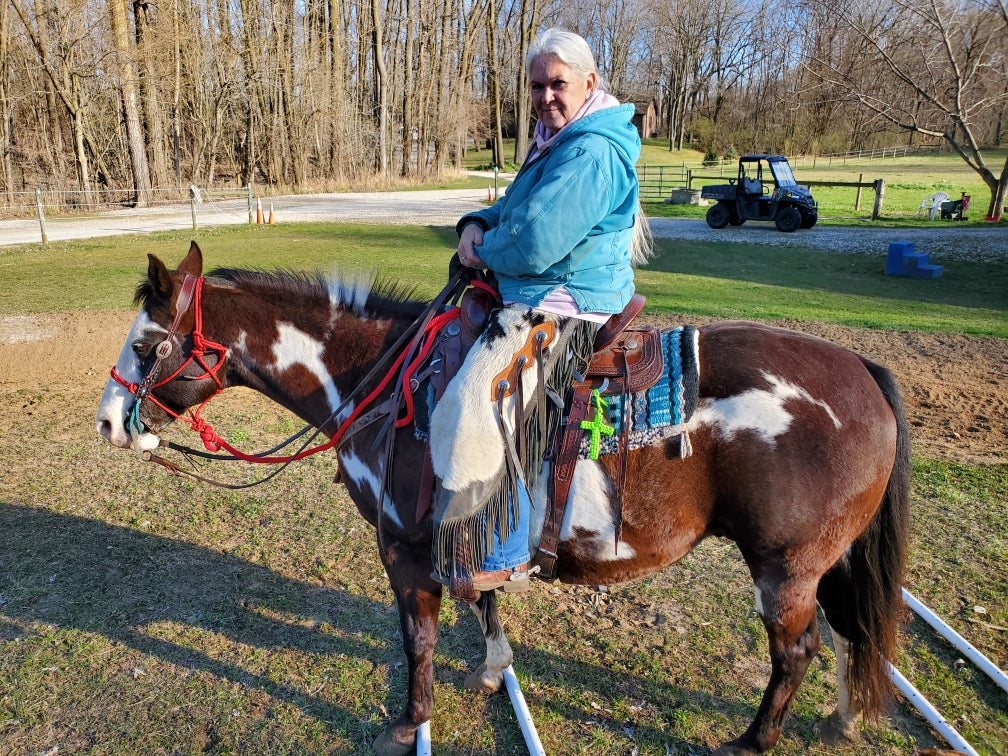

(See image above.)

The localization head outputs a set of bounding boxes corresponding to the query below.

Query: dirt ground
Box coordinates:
[1,308,1005,465]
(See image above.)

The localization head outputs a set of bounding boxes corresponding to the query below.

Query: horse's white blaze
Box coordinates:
[560,459,637,561]
[271,323,342,413]
[95,311,165,450]
[690,371,841,444]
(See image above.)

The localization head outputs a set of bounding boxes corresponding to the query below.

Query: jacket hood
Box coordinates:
[551,103,640,167]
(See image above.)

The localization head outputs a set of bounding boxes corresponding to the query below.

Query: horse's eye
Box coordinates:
[132,342,154,359]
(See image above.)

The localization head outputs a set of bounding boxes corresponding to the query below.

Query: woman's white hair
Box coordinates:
[526,28,653,266]
[525,28,609,91]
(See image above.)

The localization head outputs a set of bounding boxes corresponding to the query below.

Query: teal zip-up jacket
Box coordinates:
[458,103,640,314]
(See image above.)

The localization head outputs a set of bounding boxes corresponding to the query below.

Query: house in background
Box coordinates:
[628,97,658,139]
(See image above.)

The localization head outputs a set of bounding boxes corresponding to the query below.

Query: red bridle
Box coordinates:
[110,272,472,466]
[110,274,229,452]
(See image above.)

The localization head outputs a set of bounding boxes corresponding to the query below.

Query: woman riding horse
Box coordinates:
[430,28,652,600]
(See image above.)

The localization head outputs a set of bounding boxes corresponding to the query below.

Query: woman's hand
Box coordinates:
[457,222,486,268]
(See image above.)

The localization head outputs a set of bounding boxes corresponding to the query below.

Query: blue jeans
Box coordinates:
[481,479,531,570]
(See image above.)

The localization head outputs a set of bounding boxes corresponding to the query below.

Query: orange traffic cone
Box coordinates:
[256,197,263,224]
[268,203,275,225]
[488,186,492,201]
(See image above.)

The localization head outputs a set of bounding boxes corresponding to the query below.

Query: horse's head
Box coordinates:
[96,241,227,451]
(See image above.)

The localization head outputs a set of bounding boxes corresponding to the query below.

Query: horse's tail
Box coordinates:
[821,358,911,717]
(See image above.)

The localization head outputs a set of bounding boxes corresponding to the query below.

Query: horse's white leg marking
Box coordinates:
[690,371,841,445]
[830,626,856,717]
[95,311,165,450]
[754,583,767,619]
[465,602,512,693]
[559,460,637,561]
[271,323,343,414]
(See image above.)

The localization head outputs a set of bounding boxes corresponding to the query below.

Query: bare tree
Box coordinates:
[805,0,1008,217]
[108,0,153,206]
[486,0,504,168]
[0,1,12,201]
[511,0,540,162]
[371,0,390,175]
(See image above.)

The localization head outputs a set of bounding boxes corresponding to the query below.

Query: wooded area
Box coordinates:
[1,0,1006,214]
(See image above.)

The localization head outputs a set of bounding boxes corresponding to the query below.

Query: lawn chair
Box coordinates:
[918,191,949,220]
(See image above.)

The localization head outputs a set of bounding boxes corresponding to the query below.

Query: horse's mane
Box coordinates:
[136,267,426,320]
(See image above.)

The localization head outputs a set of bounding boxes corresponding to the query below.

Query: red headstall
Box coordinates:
[111,274,229,451]
[110,273,470,466]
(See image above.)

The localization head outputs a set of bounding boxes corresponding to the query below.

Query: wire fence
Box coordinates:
[0,185,255,220]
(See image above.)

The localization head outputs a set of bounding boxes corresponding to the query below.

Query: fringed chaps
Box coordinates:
[429,305,595,577]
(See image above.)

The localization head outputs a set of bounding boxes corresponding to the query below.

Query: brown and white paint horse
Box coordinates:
[97,243,910,755]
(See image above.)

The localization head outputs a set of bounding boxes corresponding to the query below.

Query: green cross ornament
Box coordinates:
[580,389,614,459]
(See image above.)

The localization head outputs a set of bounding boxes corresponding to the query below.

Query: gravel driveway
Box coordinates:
[0,187,1004,261]
[649,218,1007,262]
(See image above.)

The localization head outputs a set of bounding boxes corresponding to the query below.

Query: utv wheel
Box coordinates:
[706,203,731,229]
[774,207,802,232]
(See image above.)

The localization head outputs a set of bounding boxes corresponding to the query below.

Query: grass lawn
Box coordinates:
[1,223,1005,755]
[2,223,1005,337]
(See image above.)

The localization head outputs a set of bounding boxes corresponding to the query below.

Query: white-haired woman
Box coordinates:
[429,28,649,600]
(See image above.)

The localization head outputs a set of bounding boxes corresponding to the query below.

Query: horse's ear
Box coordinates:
[146,254,174,302]
[179,241,204,277]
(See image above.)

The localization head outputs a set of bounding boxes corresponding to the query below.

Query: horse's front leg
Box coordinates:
[464,591,513,693]
[373,535,443,756]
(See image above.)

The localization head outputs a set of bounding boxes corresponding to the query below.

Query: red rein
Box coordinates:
[112,274,464,465]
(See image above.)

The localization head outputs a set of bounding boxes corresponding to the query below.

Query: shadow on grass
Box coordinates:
[0,502,401,745]
[0,503,779,754]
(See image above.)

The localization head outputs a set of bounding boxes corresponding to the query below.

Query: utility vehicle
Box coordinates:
[701,155,818,232]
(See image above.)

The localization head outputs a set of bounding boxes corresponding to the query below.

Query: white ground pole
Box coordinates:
[888,663,978,756]
[503,665,547,756]
[416,665,545,756]
[902,587,1008,694]
[416,720,432,756]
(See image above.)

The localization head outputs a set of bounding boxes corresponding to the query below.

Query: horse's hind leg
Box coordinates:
[464,591,513,692]
[813,626,862,744]
[717,577,821,755]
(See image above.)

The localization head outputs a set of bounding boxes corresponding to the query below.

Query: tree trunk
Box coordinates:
[109,0,152,206]
[0,0,11,199]
[33,0,64,176]
[400,0,416,177]
[133,1,169,190]
[370,0,389,175]
[486,0,503,169]
[512,0,539,163]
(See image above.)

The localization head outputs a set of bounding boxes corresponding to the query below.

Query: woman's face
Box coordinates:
[530,54,596,132]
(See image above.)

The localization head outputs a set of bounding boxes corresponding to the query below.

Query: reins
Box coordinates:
[116,269,476,488]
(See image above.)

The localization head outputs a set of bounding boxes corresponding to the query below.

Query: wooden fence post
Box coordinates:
[872,179,885,220]
[855,173,864,212]
[247,184,254,224]
[36,189,48,246]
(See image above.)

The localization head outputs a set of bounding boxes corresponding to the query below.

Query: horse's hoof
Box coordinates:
[373,725,415,756]
[464,662,503,693]
[814,710,861,745]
